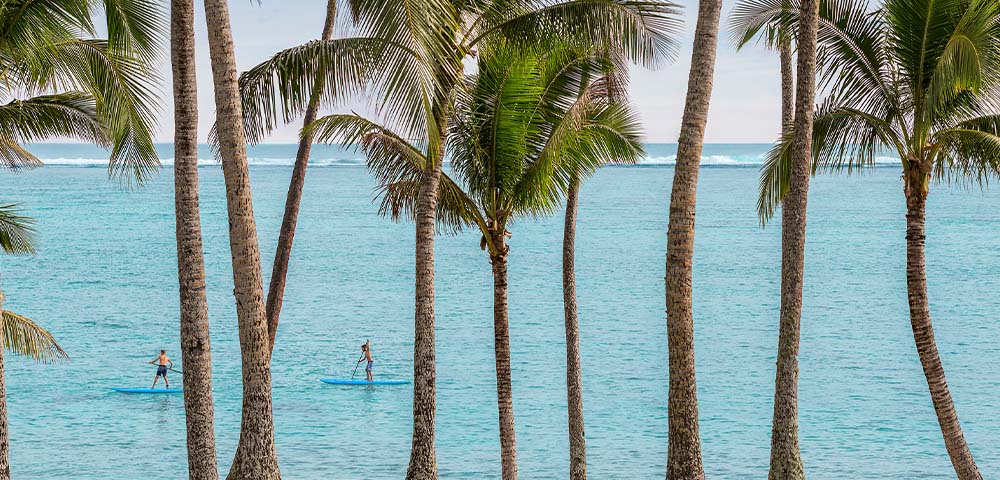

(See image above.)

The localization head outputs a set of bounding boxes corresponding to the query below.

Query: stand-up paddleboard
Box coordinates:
[111,387,183,394]
[320,378,410,386]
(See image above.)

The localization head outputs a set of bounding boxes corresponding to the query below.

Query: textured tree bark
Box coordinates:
[768,0,817,477]
[201,0,281,478]
[171,1,219,478]
[490,239,518,480]
[265,0,337,354]
[779,39,794,134]
[664,0,723,478]
[903,167,982,480]
[405,98,449,480]
[0,289,8,480]
[562,178,587,480]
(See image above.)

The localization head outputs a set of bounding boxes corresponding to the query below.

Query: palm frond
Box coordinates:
[238,37,434,145]
[921,0,1000,120]
[728,0,796,50]
[933,113,1000,184]
[0,204,36,255]
[469,0,683,68]
[43,39,161,184]
[98,0,166,63]
[1,310,69,363]
[757,130,793,224]
[0,93,107,170]
[308,113,481,232]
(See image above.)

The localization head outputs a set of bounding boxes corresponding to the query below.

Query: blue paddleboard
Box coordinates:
[111,387,183,394]
[320,378,410,386]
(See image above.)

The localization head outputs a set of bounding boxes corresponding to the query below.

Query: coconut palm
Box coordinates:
[0,205,70,479]
[237,2,679,477]
[664,0,723,477]
[201,0,280,478]
[170,0,218,478]
[558,56,634,480]
[262,0,338,354]
[759,0,1000,478]
[0,0,162,181]
[307,45,645,480]
[730,0,819,477]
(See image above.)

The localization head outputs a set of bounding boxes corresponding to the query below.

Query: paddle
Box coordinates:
[350,339,370,380]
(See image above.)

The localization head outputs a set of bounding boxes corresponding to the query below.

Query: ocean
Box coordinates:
[1,144,998,478]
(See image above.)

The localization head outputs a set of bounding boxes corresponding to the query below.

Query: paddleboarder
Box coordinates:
[362,342,374,382]
[149,350,173,389]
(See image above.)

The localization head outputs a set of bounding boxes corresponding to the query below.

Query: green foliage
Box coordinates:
[0,0,165,184]
[309,46,644,253]
[757,0,1000,223]
[0,204,36,255]
[237,0,681,147]
[1,310,69,363]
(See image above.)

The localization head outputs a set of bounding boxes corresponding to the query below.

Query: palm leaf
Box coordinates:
[1,310,69,363]
[0,93,107,170]
[0,204,36,255]
[469,0,683,68]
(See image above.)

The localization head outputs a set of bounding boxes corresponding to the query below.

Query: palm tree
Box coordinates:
[170,0,218,478]
[262,0,338,354]
[664,0,724,477]
[201,0,280,478]
[0,205,70,479]
[560,58,634,480]
[730,0,818,477]
[237,2,679,477]
[759,1,1000,478]
[308,46,646,480]
[0,0,162,179]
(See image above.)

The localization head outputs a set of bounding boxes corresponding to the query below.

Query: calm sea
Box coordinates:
[2,144,998,479]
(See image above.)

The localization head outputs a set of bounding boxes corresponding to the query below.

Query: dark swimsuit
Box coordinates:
[156,365,168,377]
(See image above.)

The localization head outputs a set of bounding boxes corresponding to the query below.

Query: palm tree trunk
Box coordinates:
[0,289,8,480]
[171,1,219,478]
[768,0,817,478]
[779,39,794,133]
[201,1,280,478]
[406,52,461,479]
[665,0,723,478]
[903,169,982,480]
[405,109,447,480]
[264,0,337,354]
[563,177,586,480]
[490,239,517,480]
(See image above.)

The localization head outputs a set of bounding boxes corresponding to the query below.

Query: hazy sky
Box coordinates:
[159,0,783,144]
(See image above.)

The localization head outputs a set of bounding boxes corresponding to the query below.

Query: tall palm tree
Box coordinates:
[730,0,818,477]
[262,0,338,353]
[664,0,723,478]
[308,46,646,480]
[170,0,218,478]
[760,1,1000,478]
[0,205,70,480]
[201,0,279,478]
[237,2,679,477]
[560,58,634,480]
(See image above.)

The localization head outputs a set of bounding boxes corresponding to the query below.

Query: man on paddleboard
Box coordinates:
[362,343,374,381]
[149,350,173,389]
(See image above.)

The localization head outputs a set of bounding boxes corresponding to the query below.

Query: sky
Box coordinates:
[157,0,784,144]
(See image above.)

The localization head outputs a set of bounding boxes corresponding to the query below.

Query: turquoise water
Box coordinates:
[2,144,998,479]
